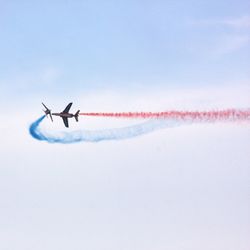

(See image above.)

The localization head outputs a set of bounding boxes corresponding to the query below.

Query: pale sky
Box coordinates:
[0,1,250,249]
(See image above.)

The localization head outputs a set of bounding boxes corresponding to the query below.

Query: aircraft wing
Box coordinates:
[62,117,69,128]
[62,102,73,113]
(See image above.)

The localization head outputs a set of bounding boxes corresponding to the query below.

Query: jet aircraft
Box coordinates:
[42,102,53,122]
[52,102,80,128]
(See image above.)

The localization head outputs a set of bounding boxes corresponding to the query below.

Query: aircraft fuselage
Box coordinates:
[52,112,75,118]
[44,102,80,128]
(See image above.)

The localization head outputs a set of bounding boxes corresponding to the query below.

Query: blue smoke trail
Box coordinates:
[29,116,179,144]
[29,115,47,141]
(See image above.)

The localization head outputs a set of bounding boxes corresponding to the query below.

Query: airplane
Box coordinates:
[42,102,53,122]
[52,102,80,128]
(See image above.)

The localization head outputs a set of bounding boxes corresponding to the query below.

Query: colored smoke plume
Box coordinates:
[80,109,250,121]
[29,109,250,144]
[29,116,177,143]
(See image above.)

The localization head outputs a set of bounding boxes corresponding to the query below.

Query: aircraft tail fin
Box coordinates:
[49,113,53,122]
[75,110,80,122]
[42,103,53,122]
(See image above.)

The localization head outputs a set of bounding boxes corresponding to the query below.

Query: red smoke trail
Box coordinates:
[80,109,250,121]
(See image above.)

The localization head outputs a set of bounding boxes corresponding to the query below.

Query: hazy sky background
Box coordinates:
[0,1,250,249]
